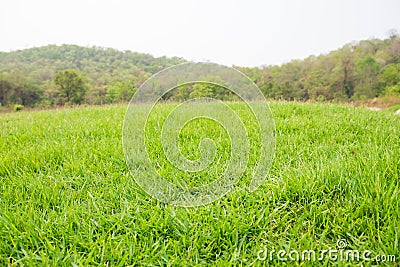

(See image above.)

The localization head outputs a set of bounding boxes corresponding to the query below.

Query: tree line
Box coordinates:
[0,45,184,107]
[1,34,400,108]
[238,33,400,102]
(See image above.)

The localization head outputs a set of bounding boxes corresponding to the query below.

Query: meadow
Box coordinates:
[0,102,399,266]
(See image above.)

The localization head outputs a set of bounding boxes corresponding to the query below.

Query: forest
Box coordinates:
[0,33,400,109]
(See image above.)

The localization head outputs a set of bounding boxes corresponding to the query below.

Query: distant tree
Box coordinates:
[170,84,193,101]
[0,77,12,105]
[379,63,400,96]
[105,85,118,103]
[105,81,136,103]
[43,85,58,106]
[388,29,399,41]
[336,45,355,98]
[2,38,400,105]
[189,83,216,99]
[53,70,88,104]
[188,82,235,101]
[384,83,400,96]
[0,73,42,107]
[379,64,400,88]
[88,86,107,105]
[353,56,381,99]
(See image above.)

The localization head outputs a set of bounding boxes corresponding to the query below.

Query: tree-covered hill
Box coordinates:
[238,34,400,103]
[0,44,185,106]
[0,44,185,76]
[1,35,400,109]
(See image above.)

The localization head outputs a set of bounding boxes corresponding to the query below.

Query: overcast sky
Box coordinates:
[1,0,399,67]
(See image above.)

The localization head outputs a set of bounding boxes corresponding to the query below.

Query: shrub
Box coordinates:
[385,83,400,96]
[14,104,24,112]
[316,95,326,102]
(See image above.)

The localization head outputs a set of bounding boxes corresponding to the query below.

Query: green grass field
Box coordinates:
[0,102,399,266]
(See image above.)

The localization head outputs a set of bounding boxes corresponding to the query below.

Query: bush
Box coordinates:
[385,83,400,96]
[14,104,24,112]
[316,95,326,102]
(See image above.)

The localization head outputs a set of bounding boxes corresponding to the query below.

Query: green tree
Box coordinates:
[0,77,12,106]
[105,81,136,103]
[53,70,88,104]
[379,64,400,88]
[384,83,400,96]
[353,56,381,99]
[0,72,42,107]
[188,82,235,100]
[189,83,216,99]
[105,85,118,103]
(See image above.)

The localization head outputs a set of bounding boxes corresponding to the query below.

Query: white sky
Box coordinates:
[1,0,399,67]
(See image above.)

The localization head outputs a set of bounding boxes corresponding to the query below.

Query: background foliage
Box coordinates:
[0,34,400,108]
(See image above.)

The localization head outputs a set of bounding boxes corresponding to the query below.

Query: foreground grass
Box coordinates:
[0,102,399,266]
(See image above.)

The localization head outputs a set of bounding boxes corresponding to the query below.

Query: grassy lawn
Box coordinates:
[0,102,399,266]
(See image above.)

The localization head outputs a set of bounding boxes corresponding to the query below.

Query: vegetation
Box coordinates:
[0,44,185,107]
[53,70,88,105]
[236,34,400,102]
[13,104,24,112]
[1,30,398,266]
[0,102,398,265]
[1,34,400,108]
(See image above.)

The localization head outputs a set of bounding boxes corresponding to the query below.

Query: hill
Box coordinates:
[1,35,400,108]
[237,35,400,103]
[0,45,185,106]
